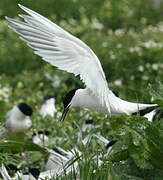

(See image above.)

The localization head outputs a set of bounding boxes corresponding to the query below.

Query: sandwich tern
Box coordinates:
[5,102,32,134]
[6,5,158,121]
[32,130,50,146]
[0,164,40,180]
[39,95,56,118]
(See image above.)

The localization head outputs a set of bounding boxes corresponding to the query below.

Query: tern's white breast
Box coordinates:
[71,89,109,114]
[5,106,32,132]
[40,99,56,118]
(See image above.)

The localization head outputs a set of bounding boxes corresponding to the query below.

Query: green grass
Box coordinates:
[0,0,163,179]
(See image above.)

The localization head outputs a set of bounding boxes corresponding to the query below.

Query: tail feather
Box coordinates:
[110,93,158,115]
[132,105,159,116]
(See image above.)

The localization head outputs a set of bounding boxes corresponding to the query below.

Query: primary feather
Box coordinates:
[6,4,111,115]
[6,4,158,117]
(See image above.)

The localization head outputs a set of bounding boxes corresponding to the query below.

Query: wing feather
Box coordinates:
[6,4,111,115]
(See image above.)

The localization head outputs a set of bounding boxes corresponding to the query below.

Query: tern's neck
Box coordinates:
[71,89,107,113]
[71,89,89,107]
[45,99,54,105]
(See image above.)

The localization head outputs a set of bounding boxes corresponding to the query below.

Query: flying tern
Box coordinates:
[6,4,158,121]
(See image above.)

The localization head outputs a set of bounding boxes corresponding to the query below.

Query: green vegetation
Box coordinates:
[0,0,163,179]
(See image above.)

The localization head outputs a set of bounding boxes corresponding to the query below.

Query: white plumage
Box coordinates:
[0,164,37,180]
[39,97,56,118]
[6,5,158,119]
[5,104,32,133]
[32,133,49,146]
[144,107,163,121]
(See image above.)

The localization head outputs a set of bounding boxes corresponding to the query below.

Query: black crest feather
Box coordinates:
[18,102,33,116]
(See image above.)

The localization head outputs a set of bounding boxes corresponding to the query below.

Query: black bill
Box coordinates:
[60,105,70,121]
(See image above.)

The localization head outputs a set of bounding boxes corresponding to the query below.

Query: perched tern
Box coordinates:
[77,120,94,145]
[0,164,40,180]
[39,95,56,118]
[32,130,50,146]
[45,147,78,170]
[93,134,117,152]
[6,5,158,121]
[81,120,94,132]
[0,163,71,180]
[5,102,32,133]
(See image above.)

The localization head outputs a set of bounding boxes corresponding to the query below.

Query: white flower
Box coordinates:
[92,18,103,30]
[109,51,116,59]
[129,47,134,53]
[114,79,122,86]
[152,64,158,70]
[143,40,162,49]
[110,54,116,59]
[138,65,144,72]
[129,47,141,53]
[102,42,108,47]
[0,85,10,102]
[143,41,155,48]
[116,43,122,48]
[115,29,125,36]
[142,76,149,80]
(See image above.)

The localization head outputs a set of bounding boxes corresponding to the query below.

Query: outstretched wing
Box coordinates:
[6,4,111,115]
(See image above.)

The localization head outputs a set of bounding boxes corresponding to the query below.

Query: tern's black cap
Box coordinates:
[44,95,54,101]
[32,130,51,137]
[29,168,40,179]
[63,89,78,108]
[18,102,33,116]
[6,164,19,172]
[106,140,117,150]
[85,120,94,124]
[38,130,51,136]
[53,147,67,157]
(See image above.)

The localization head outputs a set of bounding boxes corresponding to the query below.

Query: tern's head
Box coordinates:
[18,102,33,116]
[106,140,117,150]
[60,88,78,121]
[32,130,50,146]
[28,168,40,179]
[6,164,19,172]
[85,120,94,124]
[43,95,55,103]
[44,95,54,101]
